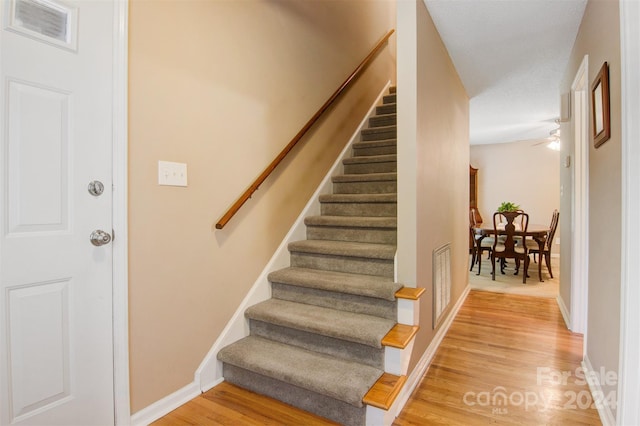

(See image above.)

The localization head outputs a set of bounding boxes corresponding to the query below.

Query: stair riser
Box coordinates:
[290,252,394,278]
[334,181,397,194]
[250,319,385,369]
[320,202,397,217]
[344,161,396,174]
[361,128,396,141]
[306,225,397,245]
[353,145,397,157]
[223,364,366,426]
[369,114,396,127]
[271,282,397,321]
[376,104,396,115]
[383,94,396,104]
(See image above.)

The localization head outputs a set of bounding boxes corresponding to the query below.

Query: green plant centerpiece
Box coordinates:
[497,201,521,213]
[496,202,522,231]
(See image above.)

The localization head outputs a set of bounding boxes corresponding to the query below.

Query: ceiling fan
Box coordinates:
[530,127,561,150]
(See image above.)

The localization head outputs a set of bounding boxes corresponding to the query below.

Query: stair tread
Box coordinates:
[361,125,396,135]
[305,215,396,228]
[395,287,426,300]
[332,172,397,183]
[268,267,401,301]
[372,112,396,118]
[376,103,398,114]
[288,239,396,260]
[352,139,396,149]
[343,154,396,165]
[319,193,397,203]
[362,373,406,410]
[218,335,383,408]
[246,299,395,348]
[381,324,419,349]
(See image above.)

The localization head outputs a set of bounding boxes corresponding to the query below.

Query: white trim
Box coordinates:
[570,55,589,336]
[194,82,392,393]
[396,0,418,289]
[618,1,640,424]
[556,294,571,330]
[582,356,615,426]
[130,382,200,426]
[393,285,470,416]
[112,1,130,424]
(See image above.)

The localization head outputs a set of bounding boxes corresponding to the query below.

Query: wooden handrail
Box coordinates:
[215,29,395,230]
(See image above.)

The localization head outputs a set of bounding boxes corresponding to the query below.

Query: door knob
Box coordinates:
[88,180,105,196]
[90,230,112,246]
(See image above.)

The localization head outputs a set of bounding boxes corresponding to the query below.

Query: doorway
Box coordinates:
[0,1,129,424]
[569,55,589,336]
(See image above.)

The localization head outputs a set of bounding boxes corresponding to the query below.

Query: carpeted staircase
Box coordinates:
[218,88,416,425]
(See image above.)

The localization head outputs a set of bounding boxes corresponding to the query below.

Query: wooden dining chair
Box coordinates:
[526,209,559,278]
[469,208,493,273]
[491,211,530,283]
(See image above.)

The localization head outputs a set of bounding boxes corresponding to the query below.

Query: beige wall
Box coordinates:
[559,0,621,411]
[128,0,395,412]
[398,1,469,371]
[470,141,560,239]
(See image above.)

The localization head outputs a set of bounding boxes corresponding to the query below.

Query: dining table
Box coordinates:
[472,223,550,282]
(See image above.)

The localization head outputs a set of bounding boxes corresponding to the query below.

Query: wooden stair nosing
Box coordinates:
[362,372,407,410]
[381,324,419,349]
[395,287,426,300]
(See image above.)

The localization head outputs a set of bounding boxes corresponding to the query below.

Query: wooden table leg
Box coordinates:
[535,237,544,282]
[475,235,486,276]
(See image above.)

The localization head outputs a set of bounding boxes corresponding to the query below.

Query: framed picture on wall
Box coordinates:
[591,62,610,148]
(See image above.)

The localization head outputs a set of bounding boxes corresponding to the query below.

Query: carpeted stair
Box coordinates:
[218,87,408,426]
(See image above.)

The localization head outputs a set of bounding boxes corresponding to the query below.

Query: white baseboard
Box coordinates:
[194,81,392,393]
[556,294,571,330]
[392,284,471,417]
[130,382,201,426]
[581,356,616,426]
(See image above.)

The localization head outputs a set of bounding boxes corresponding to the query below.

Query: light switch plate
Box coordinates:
[158,161,188,187]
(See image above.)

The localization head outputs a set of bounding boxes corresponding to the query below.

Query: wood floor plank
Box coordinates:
[152,290,602,426]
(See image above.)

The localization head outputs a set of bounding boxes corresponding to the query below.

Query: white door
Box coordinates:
[0,0,115,424]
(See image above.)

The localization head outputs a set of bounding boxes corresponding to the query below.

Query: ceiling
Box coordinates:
[424,0,587,145]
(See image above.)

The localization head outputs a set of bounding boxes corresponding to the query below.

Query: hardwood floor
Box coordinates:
[394,291,601,425]
[151,382,338,426]
[152,290,601,425]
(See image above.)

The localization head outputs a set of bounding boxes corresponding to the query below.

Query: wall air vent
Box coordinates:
[433,243,452,329]
[7,0,77,51]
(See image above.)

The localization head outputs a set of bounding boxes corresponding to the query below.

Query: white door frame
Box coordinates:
[617,1,640,424]
[570,55,589,336]
[112,1,130,424]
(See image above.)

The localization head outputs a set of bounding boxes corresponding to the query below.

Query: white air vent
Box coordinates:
[433,243,451,328]
[7,0,77,50]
